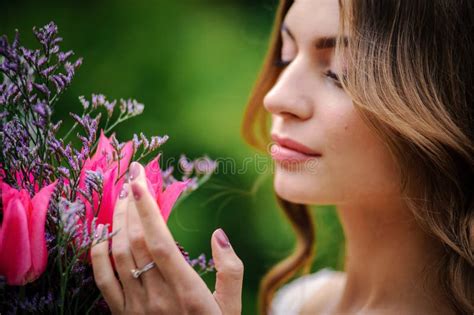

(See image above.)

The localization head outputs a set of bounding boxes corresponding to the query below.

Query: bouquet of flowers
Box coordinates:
[0,21,217,314]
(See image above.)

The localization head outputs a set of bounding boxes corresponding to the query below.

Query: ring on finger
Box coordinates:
[131,261,156,279]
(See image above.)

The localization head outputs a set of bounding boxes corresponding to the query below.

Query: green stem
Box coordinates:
[63,108,88,142]
[173,173,213,209]
[85,294,103,315]
[103,114,126,135]
[58,245,65,315]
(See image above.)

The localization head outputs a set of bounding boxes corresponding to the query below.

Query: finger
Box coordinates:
[127,191,165,292]
[91,224,124,314]
[128,161,197,288]
[211,228,243,315]
[112,182,144,296]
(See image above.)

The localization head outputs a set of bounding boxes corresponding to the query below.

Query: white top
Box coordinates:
[268,267,338,315]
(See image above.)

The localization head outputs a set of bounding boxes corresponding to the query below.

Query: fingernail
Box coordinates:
[131,184,141,201]
[129,162,140,181]
[216,228,230,248]
[119,183,129,199]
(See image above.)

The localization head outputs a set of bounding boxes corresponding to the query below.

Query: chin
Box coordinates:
[273,164,321,205]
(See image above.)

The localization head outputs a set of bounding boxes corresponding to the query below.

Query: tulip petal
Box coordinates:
[93,130,114,164]
[145,154,163,196]
[28,181,57,282]
[0,198,32,285]
[118,141,134,178]
[97,167,118,232]
[158,179,190,222]
[1,181,18,206]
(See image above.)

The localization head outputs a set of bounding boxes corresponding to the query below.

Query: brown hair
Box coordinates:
[241,0,474,314]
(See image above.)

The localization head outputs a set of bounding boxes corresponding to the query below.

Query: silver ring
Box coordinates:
[131,261,156,279]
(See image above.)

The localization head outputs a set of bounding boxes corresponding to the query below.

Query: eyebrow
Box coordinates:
[281,23,348,49]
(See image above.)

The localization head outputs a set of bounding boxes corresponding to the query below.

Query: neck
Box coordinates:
[333,198,453,314]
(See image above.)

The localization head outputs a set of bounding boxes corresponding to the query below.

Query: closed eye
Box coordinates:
[273,58,291,68]
[273,57,344,89]
[325,70,343,88]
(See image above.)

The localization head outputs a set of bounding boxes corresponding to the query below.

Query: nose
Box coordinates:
[263,58,314,120]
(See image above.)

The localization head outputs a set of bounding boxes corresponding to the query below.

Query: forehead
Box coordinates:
[284,0,340,40]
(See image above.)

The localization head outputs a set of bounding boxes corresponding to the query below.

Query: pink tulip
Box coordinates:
[0,163,39,194]
[78,130,188,234]
[144,154,191,222]
[78,130,134,233]
[0,179,57,285]
[75,131,189,260]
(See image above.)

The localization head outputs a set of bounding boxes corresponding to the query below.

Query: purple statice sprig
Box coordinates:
[105,97,144,132]
[0,22,82,110]
[46,93,146,202]
[49,195,118,315]
[0,21,219,315]
[64,95,144,145]
[108,131,169,185]
[110,131,218,198]
[6,291,54,314]
[131,132,169,163]
[0,21,82,194]
[79,170,103,211]
[171,154,218,209]
[49,173,117,257]
[176,241,215,277]
[178,154,218,185]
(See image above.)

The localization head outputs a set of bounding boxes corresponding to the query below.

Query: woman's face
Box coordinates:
[264,0,400,207]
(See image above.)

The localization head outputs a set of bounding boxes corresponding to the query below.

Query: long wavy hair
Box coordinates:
[241,0,474,314]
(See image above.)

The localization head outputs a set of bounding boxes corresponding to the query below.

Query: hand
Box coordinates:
[91,162,244,315]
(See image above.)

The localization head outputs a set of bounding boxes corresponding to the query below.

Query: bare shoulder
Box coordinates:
[298,271,346,315]
[298,272,455,315]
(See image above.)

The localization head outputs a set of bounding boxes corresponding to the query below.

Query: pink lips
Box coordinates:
[270,134,321,162]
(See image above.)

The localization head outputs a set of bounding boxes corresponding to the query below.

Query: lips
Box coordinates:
[271,134,321,156]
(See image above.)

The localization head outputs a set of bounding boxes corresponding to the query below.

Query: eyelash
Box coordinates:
[273,58,343,88]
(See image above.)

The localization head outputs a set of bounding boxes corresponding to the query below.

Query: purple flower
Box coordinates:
[58,198,85,235]
[92,93,106,108]
[179,154,194,178]
[120,98,144,116]
[150,135,169,149]
[58,50,73,63]
[0,21,215,314]
[104,100,116,117]
[194,156,218,174]
[78,95,90,109]
[33,82,50,97]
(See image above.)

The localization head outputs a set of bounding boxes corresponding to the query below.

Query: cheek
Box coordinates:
[322,108,401,202]
[270,98,401,205]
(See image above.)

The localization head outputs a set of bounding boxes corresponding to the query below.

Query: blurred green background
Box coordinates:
[1,1,345,313]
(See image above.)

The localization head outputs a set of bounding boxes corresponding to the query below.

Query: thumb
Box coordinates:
[211,228,244,315]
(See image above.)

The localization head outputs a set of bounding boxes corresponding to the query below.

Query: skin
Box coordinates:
[264,0,454,314]
[91,1,456,314]
[91,162,244,315]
